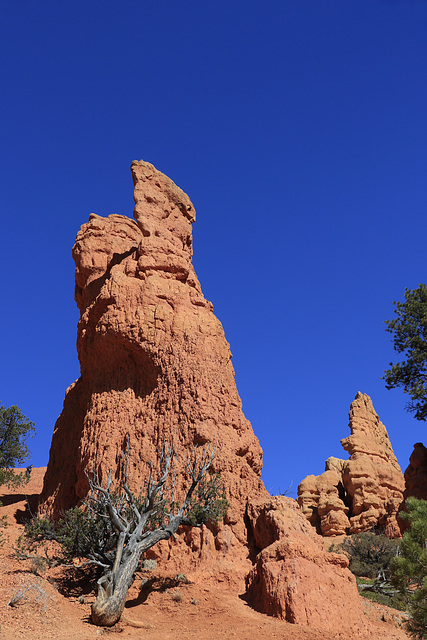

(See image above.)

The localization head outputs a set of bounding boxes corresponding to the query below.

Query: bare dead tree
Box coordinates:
[24,438,228,627]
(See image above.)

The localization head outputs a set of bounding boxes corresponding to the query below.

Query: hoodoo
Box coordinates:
[40,163,381,635]
[41,160,266,539]
[298,392,405,537]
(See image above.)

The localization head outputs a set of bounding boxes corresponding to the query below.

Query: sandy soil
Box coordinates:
[0,469,410,640]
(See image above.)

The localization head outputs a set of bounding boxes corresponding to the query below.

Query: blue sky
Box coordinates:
[1,0,427,494]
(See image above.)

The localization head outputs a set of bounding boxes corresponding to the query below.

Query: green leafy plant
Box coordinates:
[184,472,228,526]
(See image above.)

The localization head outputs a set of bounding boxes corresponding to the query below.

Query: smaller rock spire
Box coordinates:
[297,392,405,537]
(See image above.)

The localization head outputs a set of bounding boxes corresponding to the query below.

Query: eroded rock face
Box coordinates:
[297,468,350,536]
[245,496,367,636]
[404,442,427,501]
[40,162,374,634]
[297,392,405,537]
[41,160,266,544]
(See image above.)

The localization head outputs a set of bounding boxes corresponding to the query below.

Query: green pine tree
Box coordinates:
[391,498,427,638]
[0,403,35,487]
[384,284,427,421]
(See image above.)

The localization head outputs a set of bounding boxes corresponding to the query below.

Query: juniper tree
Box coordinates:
[383,284,427,421]
[26,438,228,627]
[0,403,35,487]
[0,403,35,543]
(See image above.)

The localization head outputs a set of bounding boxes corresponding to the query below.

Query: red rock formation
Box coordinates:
[40,162,373,635]
[297,392,405,537]
[298,468,350,536]
[404,442,427,501]
[41,161,266,542]
[245,496,367,636]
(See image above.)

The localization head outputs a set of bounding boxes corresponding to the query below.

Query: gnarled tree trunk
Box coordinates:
[91,566,135,627]
[91,528,172,626]
[80,441,223,626]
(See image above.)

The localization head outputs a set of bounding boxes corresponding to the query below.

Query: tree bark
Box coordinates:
[88,440,217,626]
[91,529,171,626]
[91,555,138,626]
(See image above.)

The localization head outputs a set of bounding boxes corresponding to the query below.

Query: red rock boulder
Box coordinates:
[245,496,367,636]
[404,442,427,501]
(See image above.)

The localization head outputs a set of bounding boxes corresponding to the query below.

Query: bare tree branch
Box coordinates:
[23,438,227,628]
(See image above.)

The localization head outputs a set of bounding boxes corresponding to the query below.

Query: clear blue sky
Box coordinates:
[1,0,427,494]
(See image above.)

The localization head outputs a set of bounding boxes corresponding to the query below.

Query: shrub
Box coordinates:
[341,531,399,579]
[0,403,35,488]
[0,403,35,545]
[171,590,182,603]
[7,582,51,612]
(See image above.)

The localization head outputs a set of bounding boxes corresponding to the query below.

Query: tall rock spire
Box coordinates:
[41,161,265,533]
[39,163,380,636]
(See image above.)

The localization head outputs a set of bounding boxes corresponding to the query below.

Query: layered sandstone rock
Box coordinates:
[297,468,350,536]
[245,496,367,636]
[297,392,405,537]
[404,442,427,501]
[41,160,267,547]
[40,162,370,634]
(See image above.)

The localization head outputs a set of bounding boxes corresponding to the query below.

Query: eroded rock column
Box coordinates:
[297,392,405,537]
[41,161,266,560]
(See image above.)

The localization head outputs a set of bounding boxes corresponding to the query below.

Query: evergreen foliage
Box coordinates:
[383,284,427,420]
[0,403,35,487]
[341,531,398,579]
[0,403,35,544]
[332,531,405,610]
[391,497,427,638]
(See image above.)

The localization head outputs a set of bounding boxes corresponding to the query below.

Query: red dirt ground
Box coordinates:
[0,469,411,640]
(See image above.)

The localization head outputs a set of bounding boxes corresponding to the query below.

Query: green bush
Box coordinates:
[341,531,399,579]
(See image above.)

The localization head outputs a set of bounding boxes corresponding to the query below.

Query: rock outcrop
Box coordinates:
[40,162,373,635]
[41,160,266,543]
[404,442,427,501]
[245,496,367,636]
[298,392,405,537]
[297,467,351,536]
